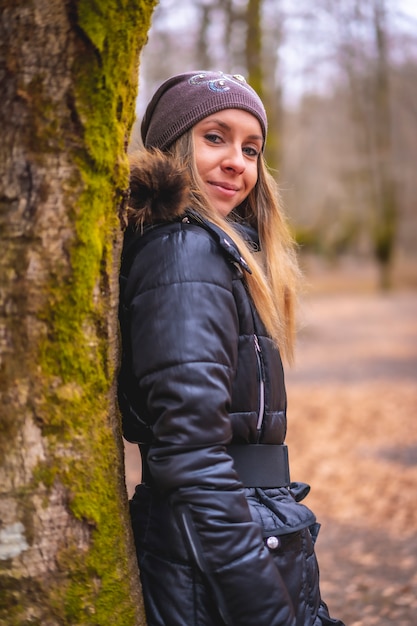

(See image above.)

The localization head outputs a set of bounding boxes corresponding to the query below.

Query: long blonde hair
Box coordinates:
[165,131,301,363]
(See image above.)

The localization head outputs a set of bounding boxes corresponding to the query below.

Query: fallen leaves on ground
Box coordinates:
[286,288,417,625]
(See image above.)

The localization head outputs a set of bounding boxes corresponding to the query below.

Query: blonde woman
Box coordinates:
[118,71,344,626]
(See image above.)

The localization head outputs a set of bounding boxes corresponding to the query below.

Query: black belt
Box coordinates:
[227,444,290,488]
[140,443,290,489]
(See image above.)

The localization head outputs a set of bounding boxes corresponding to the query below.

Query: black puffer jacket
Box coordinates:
[118,153,344,626]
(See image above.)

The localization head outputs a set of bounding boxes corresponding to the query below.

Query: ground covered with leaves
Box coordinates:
[285,260,417,625]
[124,259,417,625]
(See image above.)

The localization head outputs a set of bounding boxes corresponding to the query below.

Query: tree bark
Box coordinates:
[0,1,156,624]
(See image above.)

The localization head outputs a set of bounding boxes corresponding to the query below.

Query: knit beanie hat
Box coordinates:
[141,71,267,151]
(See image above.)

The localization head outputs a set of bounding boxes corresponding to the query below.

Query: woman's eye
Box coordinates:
[204,133,222,144]
[243,146,259,158]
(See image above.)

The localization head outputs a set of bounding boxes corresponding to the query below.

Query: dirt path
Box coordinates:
[124,268,417,625]
[285,288,417,625]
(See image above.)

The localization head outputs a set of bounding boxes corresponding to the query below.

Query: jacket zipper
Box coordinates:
[254,334,265,442]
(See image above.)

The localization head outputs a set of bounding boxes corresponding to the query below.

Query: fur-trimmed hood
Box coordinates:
[127,149,191,227]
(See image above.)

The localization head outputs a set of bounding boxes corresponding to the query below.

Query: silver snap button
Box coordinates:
[266,536,280,550]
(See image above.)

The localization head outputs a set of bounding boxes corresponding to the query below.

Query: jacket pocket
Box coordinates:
[138,550,224,626]
[246,483,317,537]
[267,528,322,625]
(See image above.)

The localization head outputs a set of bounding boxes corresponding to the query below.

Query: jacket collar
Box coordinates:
[184,210,253,274]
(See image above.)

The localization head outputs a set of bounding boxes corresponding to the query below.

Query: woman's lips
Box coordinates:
[208,181,239,196]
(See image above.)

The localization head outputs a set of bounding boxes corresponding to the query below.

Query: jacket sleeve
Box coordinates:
[126,224,295,626]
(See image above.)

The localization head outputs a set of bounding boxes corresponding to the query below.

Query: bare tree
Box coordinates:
[333,0,398,287]
[0,1,156,623]
[261,1,286,171]
[371,0,397,288]
[246,0,263,94]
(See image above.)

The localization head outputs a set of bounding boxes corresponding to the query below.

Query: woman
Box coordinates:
[118,71,344,626]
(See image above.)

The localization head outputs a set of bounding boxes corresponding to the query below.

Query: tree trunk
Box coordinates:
[334,0,398,289]
[245,0,263,97]
[0,1,156,624]
[372,0,397,289]
[245,0,283,172]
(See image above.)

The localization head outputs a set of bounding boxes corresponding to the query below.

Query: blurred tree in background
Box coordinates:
[134,0,417,290]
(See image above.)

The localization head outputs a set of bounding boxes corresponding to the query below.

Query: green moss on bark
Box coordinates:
[13,1,157,624]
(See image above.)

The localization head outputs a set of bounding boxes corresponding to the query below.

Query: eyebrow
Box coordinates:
[199,117,263,142]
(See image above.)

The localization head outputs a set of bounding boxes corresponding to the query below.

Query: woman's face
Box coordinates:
[192,109,262,217]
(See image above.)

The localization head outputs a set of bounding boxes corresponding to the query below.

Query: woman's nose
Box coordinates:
[222,145,245,173]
